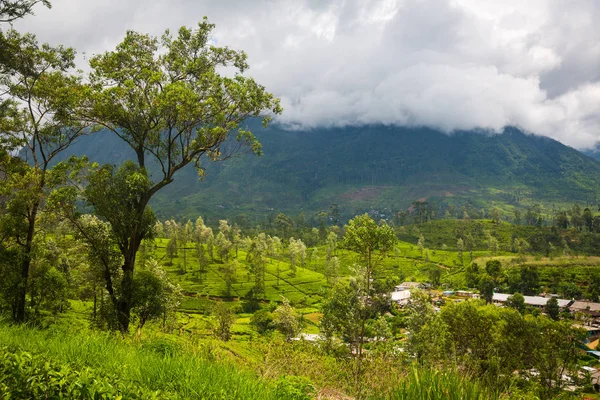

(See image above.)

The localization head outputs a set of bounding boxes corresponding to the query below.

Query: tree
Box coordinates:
[534,319,586,397]
[487,236,499,255]
[490,207,501,223]
[405,289,445,364]
[326,231,338,258]
[246,233,267,298]
[179,220,193,272]
[554,211,569,230]
[73,21,280,332]
[0,0,48,23]
[456,238,464,265]
[211,302,235,341]
[250,308,274,334]
[131,259,181,336]
[339,214,396,395]
[195,242,208,273]
[583,207,593,232]
[485,259,502,281]
[273,297,301,340]
[320,281,363,352]
[465,262,479,288]
[570,204,583,231]
[214,231,232,262]
[0,30,88,322]
[545,297,559,321]
[417,234,425,255]
[288,237,306,277]
[520,266,539,296]
[505,293,525,314]
[324,256,340,285]
[222,259,238,297]
[166,236,178,265]
[478,274,495,304]
[274,213,293,240]
[343,214,396,280]
[427,264,442,287]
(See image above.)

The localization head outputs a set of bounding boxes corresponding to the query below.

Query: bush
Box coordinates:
[274,376,316,400]
[0,346,161,399]
[389,367,493,400]
[251,308,274,334]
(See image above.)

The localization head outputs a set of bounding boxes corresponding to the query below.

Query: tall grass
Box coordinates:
[0,323,277,399]
[385,367,497,400]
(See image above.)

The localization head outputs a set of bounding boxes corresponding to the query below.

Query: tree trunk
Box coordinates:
[15,207,37,323]
[116,255,135,333]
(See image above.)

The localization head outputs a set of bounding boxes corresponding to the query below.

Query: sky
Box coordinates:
[14,0,600,149]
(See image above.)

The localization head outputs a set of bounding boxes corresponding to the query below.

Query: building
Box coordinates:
[456,290,480,299]
[570,301,600,318]
[397,282,422,291]
[492,293,573,309]
[391,288,411,305]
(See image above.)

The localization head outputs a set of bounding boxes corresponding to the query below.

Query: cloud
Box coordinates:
[14,0,600,149]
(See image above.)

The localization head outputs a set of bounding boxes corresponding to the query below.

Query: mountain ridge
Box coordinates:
[60,124,600,220]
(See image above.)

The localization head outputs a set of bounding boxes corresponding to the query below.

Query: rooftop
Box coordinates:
[492,293,572,307]
[570,301,600,313]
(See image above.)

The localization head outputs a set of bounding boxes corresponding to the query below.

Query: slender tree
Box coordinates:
[0,31,87,322]
[71,21,280,332]
[340,214,396,396]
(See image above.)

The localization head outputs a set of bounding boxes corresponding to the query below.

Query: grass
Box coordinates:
[385,367,497,400]
[0,323,279,400]
[149,237,490,314]
[152,239,328,305]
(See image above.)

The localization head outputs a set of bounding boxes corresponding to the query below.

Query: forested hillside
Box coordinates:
[64,125,600,220]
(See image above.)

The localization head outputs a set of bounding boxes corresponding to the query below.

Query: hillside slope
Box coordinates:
[62,125,600,220]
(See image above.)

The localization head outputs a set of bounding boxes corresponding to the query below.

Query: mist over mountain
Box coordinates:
[62,125,600,221]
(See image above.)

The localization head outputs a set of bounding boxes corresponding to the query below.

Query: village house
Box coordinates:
[569,301,600,323]
[397,282,422,291]
[391,289,411,305]
[456,290,480,299]
[492,293,573,309]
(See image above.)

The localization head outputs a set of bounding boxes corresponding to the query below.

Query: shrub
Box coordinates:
[274,376,316,400]
[0,346,161,399]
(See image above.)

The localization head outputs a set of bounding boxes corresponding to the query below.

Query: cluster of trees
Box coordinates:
[393,201,550,227]
[405,295,586,398]
[0,1,281,333]
[553,204,600,232]
[153,216,315,300]
[465,259,600,303]
[392,200,600,232]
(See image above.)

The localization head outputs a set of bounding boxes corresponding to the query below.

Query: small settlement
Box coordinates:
[390,284,600,356]
[389,284,600,389]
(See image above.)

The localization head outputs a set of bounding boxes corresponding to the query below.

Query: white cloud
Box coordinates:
[13,0,600,149]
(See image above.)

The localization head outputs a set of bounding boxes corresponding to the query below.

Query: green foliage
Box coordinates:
[211,302,235,341]
[272,297,302,340]
[0,0,49,23]
[0,346,160,399]
[132,260,182,333]
[505,293,526,314]
[409,300,588,397]
[0,324,279,399]
[55,125,600,221]
[0,28,88,323]
[343,214,396,266]
[274,376,316,400]
[62,18,281,333]
[388,367,494,400]
[250,308,274,334]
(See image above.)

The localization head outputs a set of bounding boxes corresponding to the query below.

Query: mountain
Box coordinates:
[61,124,600,221]
[583,146,600,162]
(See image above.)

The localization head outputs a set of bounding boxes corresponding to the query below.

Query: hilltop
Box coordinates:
[63,125,600,220]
